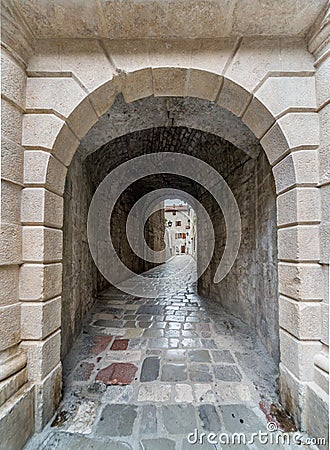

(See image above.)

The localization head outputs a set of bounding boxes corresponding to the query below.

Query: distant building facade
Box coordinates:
[165,204,196,258]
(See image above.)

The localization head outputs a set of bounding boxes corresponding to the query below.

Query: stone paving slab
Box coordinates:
[24,257,310,450]
[96,404,138,436]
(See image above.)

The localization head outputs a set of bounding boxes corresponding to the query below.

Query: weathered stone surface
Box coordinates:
[214,365,242,382]
[0,383,35,450]
[20,330,61,381]
[22,226,62,263]
[97,404,137,436]
[161,364,187,382]
[162,349,186,362]
[140,357,160,382]
[21,296,61,340]
[280,330,322,381]
[110,339,129,351]
[254,76,316,118]
[194,384,215,403]
[198,404,222,431]
[303,382,329,446]
[1,99,22,143]
[219,404,265,433]
[189,364,212,382]
[272,150,319,194]
[137,305,163,315]
[211,350,235,364]
[138,384,171,402]
[278,262,323,301]
[0,223,22,266]
[8,2,327,42]
[139,404,157,434]
[1,48,26,109]
[96,363,138,385]
[279,296,322,340]
[24,150,67,195]
[0,303,21,352]
[1,137,24,185]
[140,438,175,450]
[188,350,211,362]
[92,335,113,355]
[0,367,27,407]
[174,384,194,403]
[276,187,321,226]
[34,363,62,431]
[94,319,124,328]
[72,362,95,382]
[21,188,64,228]
[162,404,197,434]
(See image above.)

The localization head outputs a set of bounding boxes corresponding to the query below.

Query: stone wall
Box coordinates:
[62,154,97,359]
[198,146,278,362]
[62,157,165,358]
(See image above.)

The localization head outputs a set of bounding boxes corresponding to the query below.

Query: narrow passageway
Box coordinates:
[25,257,297,450]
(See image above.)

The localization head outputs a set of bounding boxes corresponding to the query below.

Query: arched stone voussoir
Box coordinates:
[185,69,222,102]
[65,97,98,141]
[242,96,275,139]
[52,122,80,168]
[88,73,124,117]
[217,77,252,118]
[121,68,154,104]
[152,67,188,97]
[45,156,67,196]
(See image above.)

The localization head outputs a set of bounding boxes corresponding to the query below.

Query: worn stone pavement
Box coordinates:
[25,256,311,450]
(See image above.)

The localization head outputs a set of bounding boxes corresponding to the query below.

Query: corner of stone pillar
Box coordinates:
[279,362,307,427]
[34,362,62,432]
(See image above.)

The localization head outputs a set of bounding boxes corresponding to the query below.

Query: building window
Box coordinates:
[172,211,176,215]
[175,220,181,226]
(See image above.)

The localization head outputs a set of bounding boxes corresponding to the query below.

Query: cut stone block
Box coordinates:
[96,363,138,385]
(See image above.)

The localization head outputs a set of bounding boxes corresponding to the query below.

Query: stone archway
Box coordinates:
[19,49,323,436]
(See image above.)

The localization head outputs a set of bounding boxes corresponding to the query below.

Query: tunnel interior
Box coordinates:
[62,96,279,366]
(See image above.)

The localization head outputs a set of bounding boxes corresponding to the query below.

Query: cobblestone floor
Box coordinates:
[25,256,309,450]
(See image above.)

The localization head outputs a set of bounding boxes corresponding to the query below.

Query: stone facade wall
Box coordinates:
[0,4,328,445]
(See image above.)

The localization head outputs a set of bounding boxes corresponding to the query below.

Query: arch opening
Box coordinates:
[61,97,280,423]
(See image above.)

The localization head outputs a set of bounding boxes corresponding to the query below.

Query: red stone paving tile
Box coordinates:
[110,339,129,351]
[96,363,138,385]
[92,335,113,355]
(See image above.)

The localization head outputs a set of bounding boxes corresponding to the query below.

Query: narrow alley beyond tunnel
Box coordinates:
[25,256,299,450]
